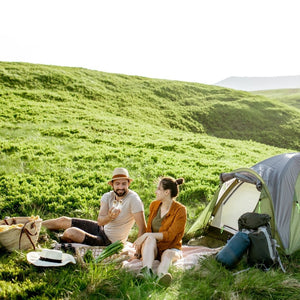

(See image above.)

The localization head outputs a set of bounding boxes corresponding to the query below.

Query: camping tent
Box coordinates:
[187,152,300,255]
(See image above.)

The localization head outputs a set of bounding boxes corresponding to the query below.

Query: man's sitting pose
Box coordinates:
[42,168,147,246]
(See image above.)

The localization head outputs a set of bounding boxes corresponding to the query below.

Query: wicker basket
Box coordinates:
[0,216,42,251]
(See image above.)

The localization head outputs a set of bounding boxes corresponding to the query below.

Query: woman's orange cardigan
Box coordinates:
[146,200,187,258]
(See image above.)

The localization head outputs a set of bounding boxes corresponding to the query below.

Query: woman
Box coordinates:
[133,176,187,286]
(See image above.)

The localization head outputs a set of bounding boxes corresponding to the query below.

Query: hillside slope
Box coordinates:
[0,61,297,218]
[1,62,299,151]
[252,88,300,110]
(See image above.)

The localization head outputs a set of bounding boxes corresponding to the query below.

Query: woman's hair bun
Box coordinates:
[175,178,184,185]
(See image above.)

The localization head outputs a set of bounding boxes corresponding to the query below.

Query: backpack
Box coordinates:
[238,212,285,272]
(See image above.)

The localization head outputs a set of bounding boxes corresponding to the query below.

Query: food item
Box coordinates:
[112,200,123,214]
[0,216,40,232]
[113,200,122,209]
[0,224,23,232]
[95,240,124,263]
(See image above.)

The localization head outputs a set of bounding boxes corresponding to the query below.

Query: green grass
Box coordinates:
[0,249,299,300]
[0,61,299,299]
[252,88,300,110]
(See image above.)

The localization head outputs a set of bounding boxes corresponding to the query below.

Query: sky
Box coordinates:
[1,0,300,85]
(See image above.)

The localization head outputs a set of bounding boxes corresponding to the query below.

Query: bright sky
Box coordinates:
[1,0,300,85]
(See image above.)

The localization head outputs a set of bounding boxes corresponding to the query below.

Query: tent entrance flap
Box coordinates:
[211,182,261,232]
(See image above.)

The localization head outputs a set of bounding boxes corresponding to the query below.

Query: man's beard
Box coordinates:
[114,189,127,197]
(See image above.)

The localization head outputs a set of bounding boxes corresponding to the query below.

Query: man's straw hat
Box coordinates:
[108,168,133,185]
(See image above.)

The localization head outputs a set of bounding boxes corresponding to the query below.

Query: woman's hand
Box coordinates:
[133,233,149,252]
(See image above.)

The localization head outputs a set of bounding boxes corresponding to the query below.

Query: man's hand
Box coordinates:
[108,207,120,220]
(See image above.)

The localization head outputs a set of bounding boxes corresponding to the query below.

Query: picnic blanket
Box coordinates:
[52,242,221,273]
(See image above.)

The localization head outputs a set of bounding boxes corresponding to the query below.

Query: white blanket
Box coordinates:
[122,242,221,274]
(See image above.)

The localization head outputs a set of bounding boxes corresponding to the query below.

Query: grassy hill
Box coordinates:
[252,88,300,110]
[1,62,299,150]
[0,61,299,299]
[1,61,299,219]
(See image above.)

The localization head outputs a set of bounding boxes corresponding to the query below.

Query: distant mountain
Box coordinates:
[215,75,300,91]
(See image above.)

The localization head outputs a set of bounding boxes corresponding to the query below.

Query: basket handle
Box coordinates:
[19,220,38,250]
[3,217,16,225]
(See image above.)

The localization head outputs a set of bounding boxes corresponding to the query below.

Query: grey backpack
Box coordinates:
[238,212,285,272]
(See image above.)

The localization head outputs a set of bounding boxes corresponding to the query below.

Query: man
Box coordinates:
[42,168,147,246]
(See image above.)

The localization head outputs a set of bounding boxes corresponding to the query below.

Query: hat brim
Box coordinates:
[27,251,76,267]
[108,177,133,185]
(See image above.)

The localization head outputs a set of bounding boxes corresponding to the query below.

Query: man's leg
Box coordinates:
[62,219,111,246]
[62,227,110,245]
[61,227,86,243]
[42,216,72,230]
[43,217,110,246]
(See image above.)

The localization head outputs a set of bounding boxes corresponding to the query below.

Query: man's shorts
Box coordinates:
[71,218,111,246]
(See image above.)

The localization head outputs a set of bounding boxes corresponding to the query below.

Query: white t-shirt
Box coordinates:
[101,190,144,243]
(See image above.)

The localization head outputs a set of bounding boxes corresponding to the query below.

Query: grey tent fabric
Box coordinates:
[220,172,262,191]
[187,152,300,254]
[251,153,300,250]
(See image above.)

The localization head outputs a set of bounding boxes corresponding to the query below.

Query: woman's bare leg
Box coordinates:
[141,236,158,270]
[156,249,181,286]
[157,249,181,275]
